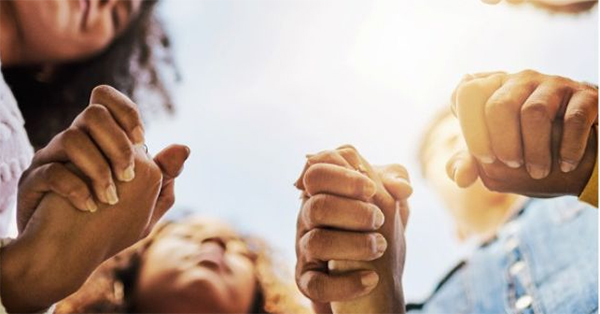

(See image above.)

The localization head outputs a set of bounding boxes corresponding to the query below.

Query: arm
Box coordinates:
[1,144,189,313]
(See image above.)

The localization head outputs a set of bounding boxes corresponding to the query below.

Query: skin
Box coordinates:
[2,142,190,313]
[294,107,596,313]
[422,115,526,238]
[2,87,190,313]
[450,70,598,195]
[0,0,141,67]
[295,146,412,314]
[133,218,258,313]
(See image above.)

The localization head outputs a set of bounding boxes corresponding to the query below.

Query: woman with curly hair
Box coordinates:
[55,216,311,314]
[0,1,187,312]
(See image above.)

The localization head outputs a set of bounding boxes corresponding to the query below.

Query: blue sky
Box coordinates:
[145,0,598,301]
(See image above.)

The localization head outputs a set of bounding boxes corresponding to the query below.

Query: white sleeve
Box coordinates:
[0,238,56,314]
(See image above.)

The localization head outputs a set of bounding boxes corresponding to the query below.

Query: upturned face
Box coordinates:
[133,217,259,313]
[8,0,141,64]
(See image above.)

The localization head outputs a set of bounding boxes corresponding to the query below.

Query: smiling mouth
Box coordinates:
[80,0,90,31]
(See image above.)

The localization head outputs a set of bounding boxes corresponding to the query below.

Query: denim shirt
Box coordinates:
[408,197,598,314]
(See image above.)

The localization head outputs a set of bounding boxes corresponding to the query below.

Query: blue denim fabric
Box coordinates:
[408,197,598,314]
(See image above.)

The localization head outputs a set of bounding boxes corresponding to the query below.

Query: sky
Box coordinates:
[144,0,598,301]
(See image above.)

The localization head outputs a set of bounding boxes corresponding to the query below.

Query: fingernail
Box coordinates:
[504,159,523,169]
[476,154,495,164]
[526,164,549,180]
[86,198,98,213]
[183,146,191,159]
[132,126,145,145]
[361,272,379,288]
[374,234,387,254]
[560,159,577,173]
[373,209,385,229]
[120,164,135,182]
[106,184,119,205]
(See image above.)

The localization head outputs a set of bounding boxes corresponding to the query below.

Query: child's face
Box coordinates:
[422,114,517,238]
[134,217,258,313]
[10,0,141,64]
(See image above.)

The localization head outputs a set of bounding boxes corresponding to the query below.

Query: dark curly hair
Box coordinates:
[55,219,312,314]
[3,0,178,150]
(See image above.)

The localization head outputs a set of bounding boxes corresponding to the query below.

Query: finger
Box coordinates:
[89,85,145,145]
[298,270,378,303]
[484,79,535,168]
[303,163,376,201]
[74,104,135,182]
[336,145,363,171]
[560,89,598,172]
[296,150,354,190]
[34,129,118,205]
[480,0,502,3]
[375,164,413,200]
[302,194,384,231]
[520,82,565,179]
[300,229,386,261]
[149,145,191,224]
[455,74,504,164]
[18,163,96,230]
[451,71,506,116]
[446,151,479,188]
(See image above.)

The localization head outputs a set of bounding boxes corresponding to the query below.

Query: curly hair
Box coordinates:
[3,0,178,150]
[55,220,311,314]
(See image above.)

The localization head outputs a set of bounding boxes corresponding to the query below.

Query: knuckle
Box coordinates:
[91,85,114,99]
[84,104,109,121]
[521,101,550,124]
[61,128,84,145]
[304,164,326,188]
[305,195,329,226]
[565,109,590,131]
[305,273,326,301]
[517,69,539,78]
[455,80,479,104]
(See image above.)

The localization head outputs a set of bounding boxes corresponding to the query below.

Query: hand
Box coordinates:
[17,85,147,233]
[295,145,412,314]
[450,70,598,194]
[1,144,189,313]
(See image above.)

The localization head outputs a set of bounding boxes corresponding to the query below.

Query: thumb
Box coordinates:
[375,164,413,200]
[153,144,191,183]
[446,151,480,188]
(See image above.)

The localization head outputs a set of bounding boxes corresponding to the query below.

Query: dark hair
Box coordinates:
[55,219,311,314]
[3,0,178,150]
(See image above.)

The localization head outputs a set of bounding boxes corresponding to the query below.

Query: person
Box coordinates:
[54,215,310,314]
[0,1,186,312]
[2,0,176,150]
[294,115,596,313]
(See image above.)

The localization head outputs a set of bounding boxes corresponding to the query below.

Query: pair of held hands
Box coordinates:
[294,70,597,314]
[2,86,189,313]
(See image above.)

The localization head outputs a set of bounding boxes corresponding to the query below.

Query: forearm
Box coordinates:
[0,236,83,313]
